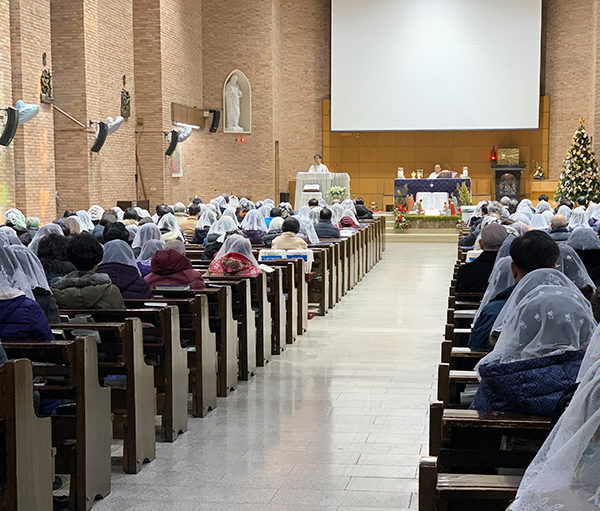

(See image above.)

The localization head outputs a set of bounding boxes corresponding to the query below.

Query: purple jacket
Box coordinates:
[97,262,153,299]
[0,295,54,342]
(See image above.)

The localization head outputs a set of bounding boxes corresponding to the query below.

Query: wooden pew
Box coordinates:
[419,457,520,511]
[429,401,552,471]
[0,359,53,511]
[55,320,156,474]
[125,296,217,418]
[204,278,256,380]
[59,306,187,442]
[4,338,111,510]
[152,287,238,397]
[437,363,478,407]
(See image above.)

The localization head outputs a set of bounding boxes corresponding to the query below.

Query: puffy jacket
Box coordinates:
[314,220,340,239]
[97,262,153,299]
[51,271,125,309]
[41,258,77,284]
[468,285,515,350]
[471,350,584,417]
[33,287,60,323]
[455,250,498,293]
[191,227,209,245]
[242,229,265,245]
[355,204,373,220]
[145,249,205,290]
[263,230,282,248]
[549,228,570,243]
[0,295,54,342]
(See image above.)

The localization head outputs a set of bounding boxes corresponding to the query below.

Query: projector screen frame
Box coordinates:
[329,0,542,132]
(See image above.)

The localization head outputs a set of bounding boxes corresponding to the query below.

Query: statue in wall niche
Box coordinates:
[121,75,131,118]
[224,75,243,132]
[40,53,54,104]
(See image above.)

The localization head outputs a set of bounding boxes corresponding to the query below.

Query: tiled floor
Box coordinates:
[92,238,457,511]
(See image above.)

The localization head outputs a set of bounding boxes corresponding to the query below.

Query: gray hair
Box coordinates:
[487,201,504,217]
[173,202,186,213]
[551,214,567,229]
[481,223,508,250]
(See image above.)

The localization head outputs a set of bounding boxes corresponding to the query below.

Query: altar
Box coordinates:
[294,172,351,209]
[394,178,471,210]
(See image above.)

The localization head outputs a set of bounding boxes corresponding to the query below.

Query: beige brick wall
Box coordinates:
[7,0,600,214]
[0,0,15,218]
[10,0,56,223]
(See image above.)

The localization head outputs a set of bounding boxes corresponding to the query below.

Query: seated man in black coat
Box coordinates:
[456,223,507,293]
[314,208,340,239]
[354,197,373,220]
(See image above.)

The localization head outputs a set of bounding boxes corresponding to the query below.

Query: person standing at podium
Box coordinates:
[308,154,329,173]
[428,164,442,179]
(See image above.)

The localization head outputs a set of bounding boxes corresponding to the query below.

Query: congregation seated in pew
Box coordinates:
[263,217,284,247]
[272,218,308,250]
[206,235,261,277]
[314,208,341,239]
[469,231,561,351]
[241,209,267,244]
[145,240,206,289]
[455,223,507,294]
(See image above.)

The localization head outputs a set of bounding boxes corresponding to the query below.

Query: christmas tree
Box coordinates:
[555,119,600,202]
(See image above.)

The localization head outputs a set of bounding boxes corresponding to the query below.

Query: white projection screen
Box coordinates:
[331,0,542,131]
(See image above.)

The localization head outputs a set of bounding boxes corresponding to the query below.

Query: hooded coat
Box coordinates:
[51,271,125,309]
[0,294,54,342]
[144,249,205,290]
[96,262,153,299]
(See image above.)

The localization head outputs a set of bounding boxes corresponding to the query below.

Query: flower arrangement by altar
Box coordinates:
[393,204,409,229]
[326,186,349,201]
[533,161,545,180]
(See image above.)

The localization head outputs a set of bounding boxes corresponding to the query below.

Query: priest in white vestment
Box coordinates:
[428,164,442,179]
[308,154,329,173]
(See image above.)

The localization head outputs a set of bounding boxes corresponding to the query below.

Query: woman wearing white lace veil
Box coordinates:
[309,207,322,225]
[568,208,591,231]
[509,213,532,225]
[0,228,23,246]
[472,281,596,415]
[158,212,184,242]
[341,198,356,213]
[340,208,361,229]
[479,279,595,368]
[28,223,64,254]
[132,223,162,254]
[207,216,238,239]
[298,206,311,219]
[8,244,59,322]
[241,209,268,244]
[558,204,572,221]
[294,215,319,244]
[221,207,239,225]
[0,244,34,299]
[490,269,585,337]
[331,203,343,226]
[136,239,165,277]
[556,244,596,291]
[510,358,600,510]
[535,200,553,214]
[76,210,95,232]
[530,214,550,231]
[258,204,272,219]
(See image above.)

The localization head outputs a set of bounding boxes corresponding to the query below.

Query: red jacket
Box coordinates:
[144,249,206,290]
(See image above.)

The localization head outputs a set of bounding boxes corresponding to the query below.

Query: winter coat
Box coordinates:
[472,350,584,417]
[41,258,77,284]
[33,287,60,323]
[263,230,282,248]
[242,229,265,245]
[191,227,209,245]
[468,285,515,350]
[271,232,308,250]
[549,228,570,243]
[314,220,341,239]
[91,223,105,242]
[455,250,498,293]
[51,271,125,309]
[145,249,205,290]
[355,204,373,220]
[0,295,54,342]
[96,262,153,299]
[179,216,200,238]
[203,240,222,261]
[137,262,152,277]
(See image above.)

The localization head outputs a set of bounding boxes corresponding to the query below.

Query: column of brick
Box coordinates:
[0,0,15,218]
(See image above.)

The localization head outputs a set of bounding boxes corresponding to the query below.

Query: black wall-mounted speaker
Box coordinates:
[0,107,19,147]
[209,109,220,133]
[90,121,108,152]
[279,193,290,203]
[165,130,179,156]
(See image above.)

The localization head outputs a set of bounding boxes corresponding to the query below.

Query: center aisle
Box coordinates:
[95,238,457,511]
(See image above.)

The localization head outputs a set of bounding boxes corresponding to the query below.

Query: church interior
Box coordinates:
[2,1,600,510]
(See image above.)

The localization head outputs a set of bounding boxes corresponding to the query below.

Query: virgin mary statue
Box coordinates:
[225,75,243,132]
